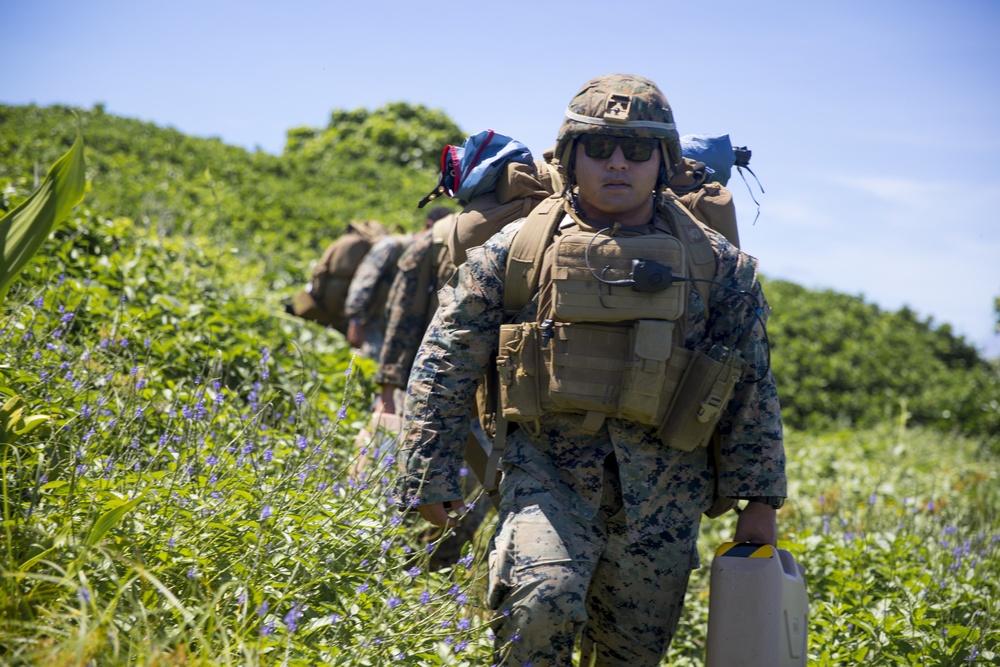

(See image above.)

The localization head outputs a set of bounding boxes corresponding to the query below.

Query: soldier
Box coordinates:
[396,74,785,665]
[374,226,438,413]
[343,208,452,361]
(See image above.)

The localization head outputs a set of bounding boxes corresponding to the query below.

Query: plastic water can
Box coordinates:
[705,542,809,666]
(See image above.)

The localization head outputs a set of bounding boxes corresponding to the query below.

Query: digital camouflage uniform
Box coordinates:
[375,225,489,570]
[344,234,409,359]
[398,208,785,664]
[374,228,436,389]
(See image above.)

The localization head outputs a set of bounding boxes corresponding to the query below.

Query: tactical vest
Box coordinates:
[494,196,746,450]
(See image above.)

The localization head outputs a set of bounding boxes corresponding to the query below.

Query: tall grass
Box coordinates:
[0,215,488,665]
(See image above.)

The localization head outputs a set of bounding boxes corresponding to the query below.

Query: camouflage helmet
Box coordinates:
[554,74,682,184]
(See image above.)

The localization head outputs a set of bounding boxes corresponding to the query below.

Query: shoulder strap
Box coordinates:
[659,196,717,321]
[430,213,458,287]
[503,195,565,316]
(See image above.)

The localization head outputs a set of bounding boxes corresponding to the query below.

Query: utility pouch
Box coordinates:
[496,323,544,423]
[658,345,746,451]
[544,321,629,415]
[619,320,682,424]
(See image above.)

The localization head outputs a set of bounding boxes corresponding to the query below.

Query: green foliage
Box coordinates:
[0,209,485,666]
[0,128,85,304]
[666,426,1000,666]
[764,279,1000,443]
[287,102,463,172]
[0,103,459,296]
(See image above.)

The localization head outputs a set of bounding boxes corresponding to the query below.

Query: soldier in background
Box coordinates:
[396,74,786,665]
[342,207,452,361]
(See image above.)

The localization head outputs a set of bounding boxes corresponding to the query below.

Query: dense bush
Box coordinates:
[764,279,1000,442]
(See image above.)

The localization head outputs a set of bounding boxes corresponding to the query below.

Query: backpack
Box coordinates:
[418,129,534,208]
[417,158,564,320]
[672,133,762,237]
[290,219,389,334]
[411,129,563,326]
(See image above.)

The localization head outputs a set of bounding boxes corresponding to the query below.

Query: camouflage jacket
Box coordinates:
[344,234,409,324]
[397,211,785,543]
[375,228,436,388]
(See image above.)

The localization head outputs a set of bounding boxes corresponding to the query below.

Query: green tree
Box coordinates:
[994,293,999,332]
[765,278,999,440]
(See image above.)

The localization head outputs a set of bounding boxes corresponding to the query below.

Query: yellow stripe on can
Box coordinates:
[714,541,775,558]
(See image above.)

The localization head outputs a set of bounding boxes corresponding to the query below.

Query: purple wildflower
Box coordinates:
[284,602,304,633]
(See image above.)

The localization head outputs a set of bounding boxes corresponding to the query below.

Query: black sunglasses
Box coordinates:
[578,134,658,162]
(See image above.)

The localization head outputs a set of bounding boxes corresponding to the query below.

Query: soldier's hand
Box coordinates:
[379,384,400,415]
[347,318,365,348]
[416,500,467,528]
[733,502,777,546]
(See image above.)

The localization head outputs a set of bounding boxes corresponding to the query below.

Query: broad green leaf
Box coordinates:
[0,129,86,306]
[19,544,58,572]
[85,495,143,547]
[13,413,51,436]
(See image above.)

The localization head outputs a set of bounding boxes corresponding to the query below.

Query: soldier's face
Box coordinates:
[573,139,660,227]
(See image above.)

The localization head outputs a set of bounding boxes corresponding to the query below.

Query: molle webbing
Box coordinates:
[497,318,704,434]
[547,323,628,414]
[551,231,687,323]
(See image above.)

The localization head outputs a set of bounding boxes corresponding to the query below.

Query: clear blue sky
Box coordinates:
[4,0,1000,355]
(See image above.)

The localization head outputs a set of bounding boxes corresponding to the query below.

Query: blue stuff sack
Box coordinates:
[681,134,736,186]
[418,130,533,207]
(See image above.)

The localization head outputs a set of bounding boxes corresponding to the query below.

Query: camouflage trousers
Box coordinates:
[357,320,384,361]
[487,457,699,666]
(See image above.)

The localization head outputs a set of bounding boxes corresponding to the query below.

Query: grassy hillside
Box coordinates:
[1,106,998,665]
[0,103,463,288]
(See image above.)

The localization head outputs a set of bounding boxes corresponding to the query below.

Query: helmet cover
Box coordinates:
[554,74,682,184]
